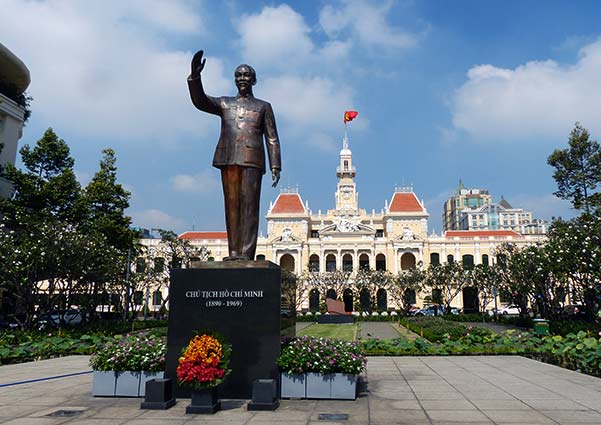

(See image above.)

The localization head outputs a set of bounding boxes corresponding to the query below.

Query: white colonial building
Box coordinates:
[159,135,546,313]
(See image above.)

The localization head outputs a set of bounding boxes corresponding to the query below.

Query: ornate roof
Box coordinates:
[0,42,30,93]
[270,193,306,214]
[388,192,425,213]
[179,231,227,240]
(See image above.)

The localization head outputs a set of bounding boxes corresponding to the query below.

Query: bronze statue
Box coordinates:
[188,50,281,261]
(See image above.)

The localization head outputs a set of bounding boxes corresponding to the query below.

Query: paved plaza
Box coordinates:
[1,355,601,424]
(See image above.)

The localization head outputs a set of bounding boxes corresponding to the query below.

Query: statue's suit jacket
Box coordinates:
[188,76,281,175]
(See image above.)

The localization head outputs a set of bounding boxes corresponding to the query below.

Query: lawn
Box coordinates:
[297,323,359,341]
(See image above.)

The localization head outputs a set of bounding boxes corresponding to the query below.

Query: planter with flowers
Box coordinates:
[90,333,166,397]
[176,331,231,414]
[277,336,366,400]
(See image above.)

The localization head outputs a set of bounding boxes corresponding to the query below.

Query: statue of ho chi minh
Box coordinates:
[187,50,281,261]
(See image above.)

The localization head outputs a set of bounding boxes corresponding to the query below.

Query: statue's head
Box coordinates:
[235,64,256,94]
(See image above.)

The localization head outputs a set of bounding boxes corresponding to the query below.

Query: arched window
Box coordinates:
[309,254,320,272]
[404,288,417,305]
[376,288,387,311]
[430,253,440,266]
[136,258,146,273]
[359,254,370,270]
[481,254,489,266]
[447,254,454,264]
[154,257,165,273]
[326,288,337,300]
[462,254,474,270]
[401,253,416,270]
[326,254,336,272]
[256,254,266,261]
[152,290,162,306]
[279,254,295,272]
[432,289,443,305]
[462,287,479,313]
[309,289,320,312]
[343,288,353,312]
[359,288,371,312]
[344,160,348,170]
[376,254,386,271]
[342,254,353,271]
[134,291,144,306]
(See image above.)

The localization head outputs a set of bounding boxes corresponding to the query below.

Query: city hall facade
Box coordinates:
[171,136,546,312]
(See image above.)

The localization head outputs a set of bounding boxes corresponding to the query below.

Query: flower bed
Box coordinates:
[277,336,366,399]
[89,332,166,397]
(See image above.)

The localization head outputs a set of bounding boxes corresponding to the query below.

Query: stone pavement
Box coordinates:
[2,355,601,424]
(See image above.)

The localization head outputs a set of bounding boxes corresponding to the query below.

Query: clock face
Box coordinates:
[340,186,353,200]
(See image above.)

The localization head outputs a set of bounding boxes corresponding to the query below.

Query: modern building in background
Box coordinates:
[442,182,492,231]
[142,136,546,313]
[0,42,30,199]
[443,182,548,235]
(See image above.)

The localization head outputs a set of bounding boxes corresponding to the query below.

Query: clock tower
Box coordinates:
[335,135,359,211]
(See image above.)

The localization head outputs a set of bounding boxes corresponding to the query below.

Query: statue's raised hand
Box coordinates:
[191,50,206,77]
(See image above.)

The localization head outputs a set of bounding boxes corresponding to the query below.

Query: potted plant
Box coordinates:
[277,336,366,400]
[176,331,231,414]
[90,332,166,397]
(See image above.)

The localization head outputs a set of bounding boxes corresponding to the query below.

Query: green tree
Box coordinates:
[389,268,425,314]
[426,262,467,314]
[548,123,601,213]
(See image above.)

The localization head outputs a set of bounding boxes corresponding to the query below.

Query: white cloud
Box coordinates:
[0,0,230,146]
[129,208,185,231]
[319,0,418,49]
[451,39,601,142]
[237,5,314,69]
[260,75,363,139]
[170,169,220,194]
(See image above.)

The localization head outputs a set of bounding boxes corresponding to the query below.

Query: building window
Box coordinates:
[152,290,162,306]
[154,257,165,273]
[311,230,319,238]
[256,254,265,261]
[376,229,384,238]
[447,255,454,264]
[134,291,144,306]
[309,254,320,272]
[342,254,353,271]
[326,254,336,272]
[462,254,474,270]
[359,254,369,270]
[136,258,146,273]
[430,253,440,266]
[376,254,386,271]
[481,254,489,266]
[344,160,348,170]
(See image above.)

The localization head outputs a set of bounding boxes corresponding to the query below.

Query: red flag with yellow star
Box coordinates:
[344,110,358,123]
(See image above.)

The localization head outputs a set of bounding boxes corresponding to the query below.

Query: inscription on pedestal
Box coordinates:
[165,262,282,399]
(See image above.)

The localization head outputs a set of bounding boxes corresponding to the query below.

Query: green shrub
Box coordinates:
[442,313,493,323]
[401,316,494,342]
[549,320,601,337]
[498,316,533,328]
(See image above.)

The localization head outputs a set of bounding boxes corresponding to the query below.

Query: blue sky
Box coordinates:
[4,0,601,234]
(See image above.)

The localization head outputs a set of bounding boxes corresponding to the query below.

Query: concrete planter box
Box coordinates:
[115,371,141,397]
[306,373,331,399]
[93,371,164,397]
[280,373,306,398]
[92,371,116,396]
[330,373,357,400]
[280,373,358,399]
[140,372,164,397]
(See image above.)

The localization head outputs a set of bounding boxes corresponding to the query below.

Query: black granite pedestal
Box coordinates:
[165,261,283,399]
